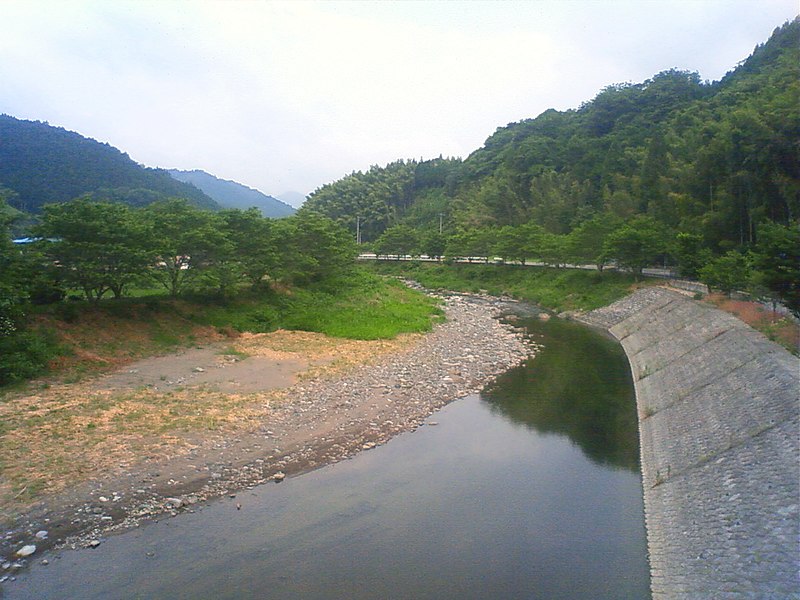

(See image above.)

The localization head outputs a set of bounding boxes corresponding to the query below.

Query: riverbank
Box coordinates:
[581,287,799,597]
[0,291,535,575]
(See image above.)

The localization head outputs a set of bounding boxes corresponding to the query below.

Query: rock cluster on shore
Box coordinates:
[1,290,537,569]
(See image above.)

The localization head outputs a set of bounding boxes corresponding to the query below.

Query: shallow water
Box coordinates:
[4,316,650,599]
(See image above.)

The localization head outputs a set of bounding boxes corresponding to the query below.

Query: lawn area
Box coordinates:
[368,261,644,312]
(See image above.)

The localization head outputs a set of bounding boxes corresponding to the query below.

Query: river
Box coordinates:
[4,312,650,599]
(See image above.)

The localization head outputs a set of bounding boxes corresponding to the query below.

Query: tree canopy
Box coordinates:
[301,19,800,310]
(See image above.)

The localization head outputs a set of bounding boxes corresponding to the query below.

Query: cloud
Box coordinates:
[0,0,796,197]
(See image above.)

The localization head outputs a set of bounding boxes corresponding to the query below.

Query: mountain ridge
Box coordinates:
[0,115,218,212]
[168,169,295,218]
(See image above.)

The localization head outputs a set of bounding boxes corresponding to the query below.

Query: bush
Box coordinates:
[699,251,751,296]
[0,329,61,386]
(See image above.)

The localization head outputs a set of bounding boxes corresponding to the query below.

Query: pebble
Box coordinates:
[0,288,537,560]
[16,545,36,558]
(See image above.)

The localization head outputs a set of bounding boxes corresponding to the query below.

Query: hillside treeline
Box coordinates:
[302,20,799,310]
[0,115,218,213]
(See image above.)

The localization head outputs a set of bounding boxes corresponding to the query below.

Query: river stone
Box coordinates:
[165,497,184,509]
[16,545,36,557]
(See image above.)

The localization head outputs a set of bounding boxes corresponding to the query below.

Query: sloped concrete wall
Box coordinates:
[583,287,799,598]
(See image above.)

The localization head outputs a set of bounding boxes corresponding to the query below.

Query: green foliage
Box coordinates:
[674,232,712,278]
[279,211,357,286]
[37,198,156,301]
[143,199,231,296]
[276,272,443,339]
[603,216,670,276]
[420,230,447,259]
[699,251,752,296]
[303,19,798,304]
[446,227,496,260]
[750,221,800,314]
[374,224,420,256]
[175,269,442,340]
[370,261,639,313]
[0,115,217,213]
[218,207,279,291]
[1,195,371,386]
[567,214,621,270]
[0,329,62,386]
[303,157,462,242]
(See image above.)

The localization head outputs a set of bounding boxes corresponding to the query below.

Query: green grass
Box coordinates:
[368,261,643,312]
[2,268,445,389]
[277,274,444,339]
[185,269,443,340]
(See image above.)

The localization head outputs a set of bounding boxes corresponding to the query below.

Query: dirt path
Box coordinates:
[0,292,537,574]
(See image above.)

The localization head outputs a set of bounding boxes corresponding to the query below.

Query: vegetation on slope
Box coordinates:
[303,19,800,313]
[0,115,218,212]
[369,261,643,313]
[0,196,440,387]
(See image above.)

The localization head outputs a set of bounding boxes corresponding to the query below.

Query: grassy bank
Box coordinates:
[368,261,643,312]
[2,269,443,389]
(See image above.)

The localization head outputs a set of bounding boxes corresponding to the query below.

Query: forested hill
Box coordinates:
[303,18,799,254]
[0,115,218,212]
[169,169,296,218]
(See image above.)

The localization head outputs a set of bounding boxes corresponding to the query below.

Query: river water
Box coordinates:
[4,314,650,599]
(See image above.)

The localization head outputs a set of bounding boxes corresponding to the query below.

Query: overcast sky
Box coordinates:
[0,1,796,203]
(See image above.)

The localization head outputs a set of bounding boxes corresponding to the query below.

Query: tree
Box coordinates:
[674,232,711,278]
[220,208,279,290]
[278,212,357,286]
[0,194,24,335]
[603,216,670,277]
[699,250,752,296]
[568,214,621,270]
[446,227,496,261]
[750,221,800,314]
[143,199,230,297]
[420,230,447,260]
[374,224,420,258]
[37,198,155,302]
[536,232,569,267]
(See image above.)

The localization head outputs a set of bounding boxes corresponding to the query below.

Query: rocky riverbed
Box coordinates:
[1,290,537,580]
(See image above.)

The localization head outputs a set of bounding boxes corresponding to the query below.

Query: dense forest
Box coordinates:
[302,19,799,309]
[0,115,218,213]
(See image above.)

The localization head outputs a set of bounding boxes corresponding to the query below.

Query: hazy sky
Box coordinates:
[0,1,796,203]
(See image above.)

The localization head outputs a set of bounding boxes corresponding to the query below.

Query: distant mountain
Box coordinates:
[0,115,218,212]
[169,169,296,218]
[276,190,306,208]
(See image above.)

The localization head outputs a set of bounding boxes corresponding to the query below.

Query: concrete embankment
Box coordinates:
[582,287,799,598]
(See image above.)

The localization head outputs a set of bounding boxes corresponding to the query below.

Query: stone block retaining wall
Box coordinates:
[582,287,799,598]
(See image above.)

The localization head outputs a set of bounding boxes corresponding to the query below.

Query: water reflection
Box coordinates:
[483,315,639,471]
[3,313,649,600]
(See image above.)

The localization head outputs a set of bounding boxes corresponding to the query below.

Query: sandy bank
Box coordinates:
[1,292,535,569]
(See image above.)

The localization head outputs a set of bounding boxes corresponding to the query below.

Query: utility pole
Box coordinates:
[356,216,361,245]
